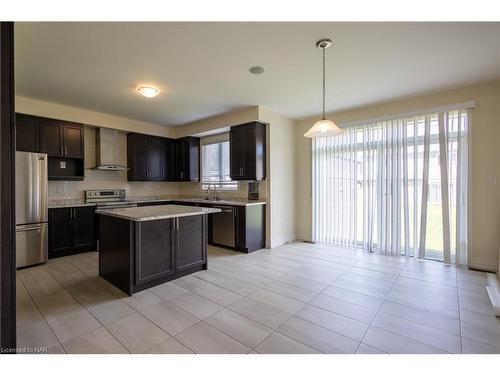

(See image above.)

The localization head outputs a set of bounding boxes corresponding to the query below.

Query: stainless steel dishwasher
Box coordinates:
[211,205,235,248]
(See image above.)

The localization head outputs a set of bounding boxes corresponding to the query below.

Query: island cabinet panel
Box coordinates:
[176,215,207,272]
[135,219,175,286]
[98,212,209,296]
[99,216,134,295]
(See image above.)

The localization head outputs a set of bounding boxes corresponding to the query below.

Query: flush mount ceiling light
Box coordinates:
[304,39,343,138]
[137,86,160,98]
[249,66,266,75]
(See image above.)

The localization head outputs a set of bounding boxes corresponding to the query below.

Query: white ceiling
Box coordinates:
[15,22,500,126]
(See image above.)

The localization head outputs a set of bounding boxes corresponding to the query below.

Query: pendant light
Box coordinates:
[304,39,343,138]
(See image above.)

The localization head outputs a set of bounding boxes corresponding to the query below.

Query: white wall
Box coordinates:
[259,107,297,248]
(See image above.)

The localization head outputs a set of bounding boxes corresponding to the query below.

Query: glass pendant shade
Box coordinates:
[304,38,343,138]
[304,118,343,138]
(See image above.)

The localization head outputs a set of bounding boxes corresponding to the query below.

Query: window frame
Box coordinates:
[200,133,238,191]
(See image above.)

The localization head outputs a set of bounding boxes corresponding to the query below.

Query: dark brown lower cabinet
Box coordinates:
[234,205,266,253]
[99,213,208,295]
[49,206,96,258]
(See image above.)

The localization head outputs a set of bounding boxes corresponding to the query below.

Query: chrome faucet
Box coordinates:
[206,184,218,201]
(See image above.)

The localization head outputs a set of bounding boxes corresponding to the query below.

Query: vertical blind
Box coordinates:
[312,108,469,264]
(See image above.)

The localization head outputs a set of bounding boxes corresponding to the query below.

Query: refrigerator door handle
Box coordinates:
[16,226,43,232]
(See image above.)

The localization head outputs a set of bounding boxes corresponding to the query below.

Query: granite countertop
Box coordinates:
[49,196,267,208]
[95,204,221,222]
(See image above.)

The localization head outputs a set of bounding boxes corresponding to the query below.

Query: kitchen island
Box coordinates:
[96,205,220,295]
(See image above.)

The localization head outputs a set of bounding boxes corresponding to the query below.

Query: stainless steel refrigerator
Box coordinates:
[16,151,48,268]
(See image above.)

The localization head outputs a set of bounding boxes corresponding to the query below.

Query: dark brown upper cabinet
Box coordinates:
[175,137,200,182]
[16,113,85,181]
[147,136,166,181]
[127,133,149,181]
[62,123,84,158]
[230,121,266,181]
[16,113,40,152]
[127,133,199,182]
[16,113,84,159]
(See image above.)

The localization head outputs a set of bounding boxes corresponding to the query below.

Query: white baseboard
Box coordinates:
[469,257,499,273]
[486,273,500,317]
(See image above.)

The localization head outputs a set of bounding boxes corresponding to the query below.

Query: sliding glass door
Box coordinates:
[312,108,469,264]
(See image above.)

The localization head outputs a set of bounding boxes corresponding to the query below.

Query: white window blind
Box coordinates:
[312,108,469,265]
[201,140,237,190]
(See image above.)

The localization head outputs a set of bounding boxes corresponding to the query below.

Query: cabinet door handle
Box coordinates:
[65,146,68,156]
[60,145,64,156]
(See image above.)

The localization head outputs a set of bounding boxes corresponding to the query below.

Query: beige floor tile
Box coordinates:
[321,285,384,310]
[16,298,44,327]
[62,327,128,354]
[309,294,377,324]
[175,322,251,354]
[205,309,272,348]
[44,306,102,343]
[141,301,199,336]
[379,301,461,336]
[461,337,500,354]
[18,266,53,284]
[192,270,258,296]
[228,298,291,329]
[294,304,368,341]
[46,344,66,354]
[150,282,191,300]
[85,299,136,325]
[460,321,500,349]
[355,343,386,354]
[248,289,305,314]
[43,261,80,277]
[33,289,81,315]
[278,317,359,354]
[254,332,320,354]
[24,277,64,298]
[106,313,170,353]
[372,313,461,353]
[122,290,164,311]
[53,271,89,288]
[16,281,31,301]
[17,319,60,351]
[168,291,223,320]
[173,275,242,307]
[146,338,194,354]
[362,326,446,354]
[93,277,129,298]
[263,281,318,303]
[276,274,329,293]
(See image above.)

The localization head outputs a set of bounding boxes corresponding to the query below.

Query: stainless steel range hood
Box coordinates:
[93,128,128,171]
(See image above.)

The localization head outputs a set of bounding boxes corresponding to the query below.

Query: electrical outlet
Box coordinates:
[60,161,66,169]
[489,176,497,185]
